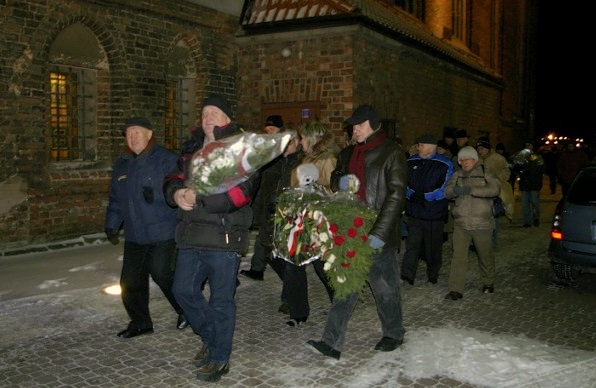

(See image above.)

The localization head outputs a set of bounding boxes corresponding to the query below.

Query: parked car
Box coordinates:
[548,163,596,283]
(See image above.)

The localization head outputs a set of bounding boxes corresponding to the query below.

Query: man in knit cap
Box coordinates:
[164,94,261,382]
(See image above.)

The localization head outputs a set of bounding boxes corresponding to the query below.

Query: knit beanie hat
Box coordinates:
[458,146,479,161]
[202,94,234,119]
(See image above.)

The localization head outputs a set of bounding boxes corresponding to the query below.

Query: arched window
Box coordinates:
[48,23,106,163]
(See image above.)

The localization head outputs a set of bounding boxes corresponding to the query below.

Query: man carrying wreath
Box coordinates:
[307,104,408,360]
[163,94,260,382]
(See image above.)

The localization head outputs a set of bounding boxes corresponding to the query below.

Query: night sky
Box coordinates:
[534,5,595,143]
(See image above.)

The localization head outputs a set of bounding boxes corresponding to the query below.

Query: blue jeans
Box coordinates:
[320,247,405,351]
[521,190,540,225]
[172,248,240,363]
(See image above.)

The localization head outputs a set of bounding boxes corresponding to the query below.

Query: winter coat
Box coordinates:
[405,151,454,221]
[163,123,261,253]
[480,151,514,220]
[445,162,500,230]
[330,130,408,248]
[105,139,178,244]
[253,150,302,246]
[291,150,337,188]
[515,152,545,192]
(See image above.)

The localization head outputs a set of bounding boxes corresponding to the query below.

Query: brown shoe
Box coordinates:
[196,360,229,382]
[192,344,209,368]
[444,291,463,300]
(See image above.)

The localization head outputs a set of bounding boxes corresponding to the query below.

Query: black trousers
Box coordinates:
[401,217,445,283]
[120,239,182,329]
[284,259,334,320]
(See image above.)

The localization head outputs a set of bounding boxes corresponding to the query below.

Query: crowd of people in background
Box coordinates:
[104,94,594,382]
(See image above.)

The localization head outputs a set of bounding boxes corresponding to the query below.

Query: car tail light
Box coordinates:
[550,204,563,241]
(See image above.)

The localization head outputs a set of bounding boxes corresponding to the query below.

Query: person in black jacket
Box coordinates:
[513,141,546,227]
[163,95,260,383]
[307,104,407,360]
[401,134,454,285]
[240,115,286,283]
[105,116,188,340]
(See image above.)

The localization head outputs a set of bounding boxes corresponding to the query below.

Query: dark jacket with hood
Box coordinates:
[330,130,407,249]
[105,137,179,244]
[163,123,260,253]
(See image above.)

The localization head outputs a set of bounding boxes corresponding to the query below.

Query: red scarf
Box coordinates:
[348,131,387,202]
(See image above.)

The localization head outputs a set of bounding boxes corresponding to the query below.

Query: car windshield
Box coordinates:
[567,168,596,205]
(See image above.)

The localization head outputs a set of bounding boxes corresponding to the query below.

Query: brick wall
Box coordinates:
[236,25,501,148]
[0,0,238,251]
[0,1,534,251]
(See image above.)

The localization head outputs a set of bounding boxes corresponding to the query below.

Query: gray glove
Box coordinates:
[338,175,350,191]
[368,235,385,249]
[453,185,471,195]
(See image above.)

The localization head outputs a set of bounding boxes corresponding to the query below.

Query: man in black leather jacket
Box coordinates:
[307,104,408,360]
[163,95,260,382]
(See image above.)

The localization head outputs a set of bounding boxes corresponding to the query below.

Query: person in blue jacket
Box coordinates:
[401,134,454,285]
[104,116,188,340]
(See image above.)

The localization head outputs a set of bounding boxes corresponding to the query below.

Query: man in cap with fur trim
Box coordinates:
[164,95,261,382]
[105,116,188,340]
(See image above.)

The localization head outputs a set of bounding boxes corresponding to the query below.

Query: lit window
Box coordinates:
[48,67,97,162]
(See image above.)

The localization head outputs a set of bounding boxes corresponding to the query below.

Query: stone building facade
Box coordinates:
[0,0,536,251]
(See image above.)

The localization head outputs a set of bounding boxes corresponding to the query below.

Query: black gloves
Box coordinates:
[411,191,425,204]
[105,228,120,245]
[453,185,471,195]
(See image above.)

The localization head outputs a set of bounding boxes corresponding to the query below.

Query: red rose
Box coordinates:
[329,224,339,233]
[346,250,356,258]
[354,217,364,227]
[361,234,368,242]
[347,228,357,238]
[341,262,351,268]
[334,235,345,246]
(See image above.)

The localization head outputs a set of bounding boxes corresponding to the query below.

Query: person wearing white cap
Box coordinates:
[444,146,500,300]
